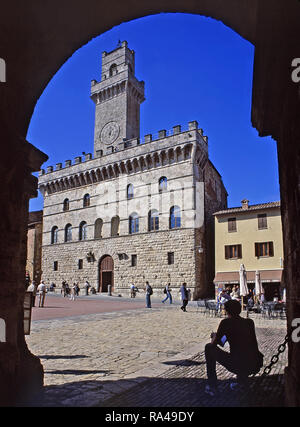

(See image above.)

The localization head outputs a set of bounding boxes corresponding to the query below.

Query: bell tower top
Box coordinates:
[91,41,145,157]
[101,40,135,80]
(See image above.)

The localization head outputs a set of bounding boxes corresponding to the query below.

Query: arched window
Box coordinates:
[170,206,181,229]
[65,224,72,242]
[94,218,103,239]
[159,176,168,193]
[63,198,69,211]
[79,221,87,241]
[127,184,134,200]
[83,194,90,207]
[111,216,120,237]
[148,209,159,231]
[109,63,118,76]
[129,212,139,234]
[51,226,58,244]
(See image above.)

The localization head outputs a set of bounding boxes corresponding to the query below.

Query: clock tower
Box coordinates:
[90,41,145,156]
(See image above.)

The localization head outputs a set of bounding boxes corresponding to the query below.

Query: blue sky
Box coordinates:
[27,13,280,212]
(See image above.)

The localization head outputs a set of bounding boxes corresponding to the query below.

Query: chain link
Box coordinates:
[262,332,290,377]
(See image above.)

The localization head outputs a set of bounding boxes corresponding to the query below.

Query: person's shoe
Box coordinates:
[162,301,165,304]
[205,384,217,396]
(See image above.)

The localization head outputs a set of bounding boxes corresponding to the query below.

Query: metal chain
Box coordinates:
[262,332,290,377]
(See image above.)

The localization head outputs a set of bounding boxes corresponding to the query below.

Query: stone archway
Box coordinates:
[0,0,300,406]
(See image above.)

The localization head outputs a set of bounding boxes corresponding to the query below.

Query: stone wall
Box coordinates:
[42,227,197,300]
[26,211,43,285]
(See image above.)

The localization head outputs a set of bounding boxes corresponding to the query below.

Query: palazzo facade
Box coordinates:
[38,41,227,299]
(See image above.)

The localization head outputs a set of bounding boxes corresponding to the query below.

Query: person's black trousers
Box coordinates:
[205,343,249,387]
[181,299,188,311]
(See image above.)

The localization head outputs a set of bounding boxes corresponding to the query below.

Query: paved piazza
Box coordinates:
[26,295,288,407]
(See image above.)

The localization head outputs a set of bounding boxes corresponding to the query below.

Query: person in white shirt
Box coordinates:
[37,281,47,307]
[84,280,90,296]
[70,283,76,301]
[27,282,37,307]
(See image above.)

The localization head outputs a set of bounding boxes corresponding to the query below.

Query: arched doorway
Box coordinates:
[98,255,114,293]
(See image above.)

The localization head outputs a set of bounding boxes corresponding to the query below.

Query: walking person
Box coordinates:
[84,280,90,296]
[162,283,172,304]
[180,282,189,312]
[61,280,67,297]
[204,299,264,396]
[27,281,36,307]
[65,282,70,297]
[37,280,47,308]
[145,281,153,308]
[69,283,77,301]
[75,282,80,296]
[130,283,136,298]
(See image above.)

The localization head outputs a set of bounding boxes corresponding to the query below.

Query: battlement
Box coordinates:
[39,120,208,177]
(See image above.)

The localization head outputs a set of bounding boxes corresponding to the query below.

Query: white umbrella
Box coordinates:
[255,270,263,297]
[239,264,248,309]
[239,264,248,296]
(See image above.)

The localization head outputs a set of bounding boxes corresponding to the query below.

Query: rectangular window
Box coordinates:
[78,259,83,270]
[255,241,274,257]
[131,254,137,267]
[224,244,242,259]
[258,214,268,230]
[168,252,174,265]
[53,261,58,271]
[228,217,237,232]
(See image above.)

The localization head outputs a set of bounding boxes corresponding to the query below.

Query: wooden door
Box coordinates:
[99,255,114,292]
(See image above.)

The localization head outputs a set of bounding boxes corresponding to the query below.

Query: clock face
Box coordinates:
[100,121,120,145]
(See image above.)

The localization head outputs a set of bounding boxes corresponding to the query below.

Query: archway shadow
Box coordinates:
[25,373,285,407]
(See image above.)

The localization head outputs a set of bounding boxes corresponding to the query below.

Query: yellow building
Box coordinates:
[213,199,284,301]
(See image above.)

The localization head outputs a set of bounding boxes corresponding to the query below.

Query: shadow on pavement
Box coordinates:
[38,354,90,360]
[45,369,111,376]
[100,374,286,407]
[25,373,286,407]
[162,359,205,367]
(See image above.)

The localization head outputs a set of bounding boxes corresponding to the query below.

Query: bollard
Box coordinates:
[107,284,112,296]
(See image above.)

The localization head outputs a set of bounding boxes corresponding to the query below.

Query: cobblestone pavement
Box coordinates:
[26,301,288,407]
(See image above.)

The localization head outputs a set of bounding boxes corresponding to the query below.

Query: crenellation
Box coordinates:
[188,120,198,130]
[158,129,167,139]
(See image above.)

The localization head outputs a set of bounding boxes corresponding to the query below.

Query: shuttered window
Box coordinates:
[258,214,267,229]
[228,217,237,232]
[255,241,274,257]
[225,244,242,259]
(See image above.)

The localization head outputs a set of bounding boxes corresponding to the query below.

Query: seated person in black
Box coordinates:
[205,299,263,394]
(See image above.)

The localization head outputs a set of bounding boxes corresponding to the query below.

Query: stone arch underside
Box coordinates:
[1,0,259,137]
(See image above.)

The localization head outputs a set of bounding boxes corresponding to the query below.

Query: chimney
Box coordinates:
[241,199,249,209]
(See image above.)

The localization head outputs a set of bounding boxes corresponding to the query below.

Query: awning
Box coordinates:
[214,270,283,284]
